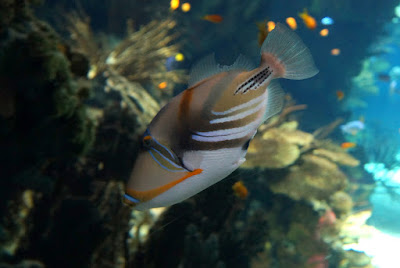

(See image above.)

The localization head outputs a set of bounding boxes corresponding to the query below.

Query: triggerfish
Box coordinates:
[124,23,318,210]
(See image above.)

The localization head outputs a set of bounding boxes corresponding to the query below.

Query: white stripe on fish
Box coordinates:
[209,99,265,124]
[211,93,266,116]
[191,120,260,142]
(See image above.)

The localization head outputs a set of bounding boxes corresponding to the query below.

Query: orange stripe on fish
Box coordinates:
[125,168,203,205]
[179,87,195,121]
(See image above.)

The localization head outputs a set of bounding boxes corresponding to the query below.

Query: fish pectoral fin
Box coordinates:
[263,80,284,122]
[235,157,246,167]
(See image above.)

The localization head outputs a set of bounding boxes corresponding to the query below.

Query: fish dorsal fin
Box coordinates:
[188,54,255,87]
[263,80,284,122]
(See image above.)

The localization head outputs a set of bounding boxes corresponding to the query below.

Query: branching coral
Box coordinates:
[105,20,186,86]
[104,70,160,131]
[65,12,187,101]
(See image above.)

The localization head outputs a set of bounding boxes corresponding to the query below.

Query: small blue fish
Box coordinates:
[321,17,334,26]
[165,56,177,71]
[124,23,318,210]
[340,120,365,135]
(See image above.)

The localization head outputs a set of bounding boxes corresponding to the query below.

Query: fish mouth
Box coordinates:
[123,193,140,206]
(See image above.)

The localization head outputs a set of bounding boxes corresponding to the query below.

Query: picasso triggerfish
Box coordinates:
[124,23,318,210]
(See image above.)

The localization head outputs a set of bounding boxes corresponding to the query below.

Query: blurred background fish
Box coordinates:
[340,120,365,135]
[202,14,223,23]
[298,9,317,30]
[321,16,334,25]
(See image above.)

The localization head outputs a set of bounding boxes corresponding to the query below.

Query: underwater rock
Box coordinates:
[244,131,301,169]
[269,154,347,202]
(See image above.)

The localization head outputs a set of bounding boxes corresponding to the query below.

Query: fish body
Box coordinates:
[124,23,318,210]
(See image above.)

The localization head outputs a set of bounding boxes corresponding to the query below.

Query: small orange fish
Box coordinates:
[256,21,269,46]
[286,17,297,30]
[336,90,344,101]
[341,142,356,149]
[298,9,317,30]
[319,28,329,37]
[181,2,191,12]
[232,181,248,200]
[331,48,340,56]
[158,81,168,89]
[267,21,275,32]
[202,14,223,23]
[170,0,179,10]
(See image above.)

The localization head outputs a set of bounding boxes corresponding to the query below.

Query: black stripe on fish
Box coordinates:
[184,134,251,151]
[235,67,273,95]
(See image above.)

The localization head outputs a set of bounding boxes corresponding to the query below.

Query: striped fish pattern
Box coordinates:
[124,23,318,210]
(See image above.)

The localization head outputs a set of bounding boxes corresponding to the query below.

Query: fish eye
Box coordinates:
[142,135,152,148]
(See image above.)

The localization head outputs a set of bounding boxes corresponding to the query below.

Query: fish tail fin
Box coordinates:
[260,22,318,80]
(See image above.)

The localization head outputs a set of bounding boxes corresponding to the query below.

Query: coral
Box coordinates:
[0,0,95,213]
[339,209,373,245]
[312,148,360,167]
[0,190,40,258]
[65,12,187,102]
[103,70,160,132]
[329,191,353,217]
[343,250,371,267]
[351,61,379,96]
[242,122,313,169]
[269,154,347,202]
[243,129,301,169]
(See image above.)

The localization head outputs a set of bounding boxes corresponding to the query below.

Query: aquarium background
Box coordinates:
[1,0,400,267]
